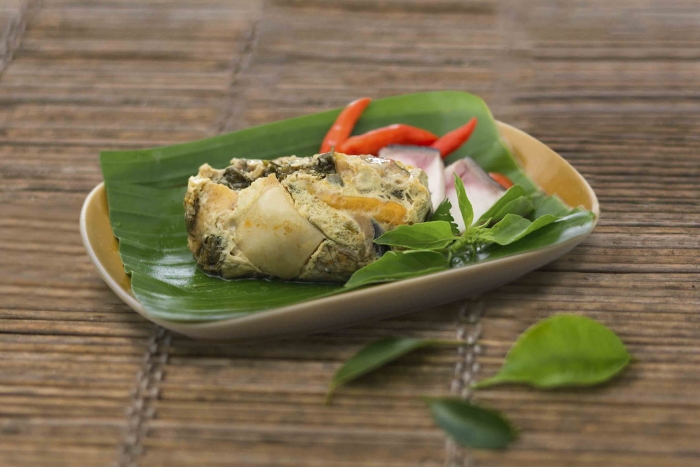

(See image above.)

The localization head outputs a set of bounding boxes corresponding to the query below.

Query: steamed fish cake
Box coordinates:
[184,152,431,282]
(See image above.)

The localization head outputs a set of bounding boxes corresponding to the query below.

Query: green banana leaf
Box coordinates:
[100,91,593,322]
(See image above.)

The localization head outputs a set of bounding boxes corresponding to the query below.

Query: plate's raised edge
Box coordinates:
[81,184,202,331]
[500,122,600,217]
[80,183,148,316]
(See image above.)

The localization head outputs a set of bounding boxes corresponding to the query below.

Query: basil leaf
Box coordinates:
[326,337,433,403]
[482,214,559,245]
[344,250,449,289]
[475,185,528,225]
[431,199,459,235]
[528,192,571,218]
[374,221,457,250]
[475,315,631,389]
[425,398,517,449]
[453,173,473,228]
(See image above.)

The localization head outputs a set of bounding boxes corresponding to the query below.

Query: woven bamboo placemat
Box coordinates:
[1,1,698,466]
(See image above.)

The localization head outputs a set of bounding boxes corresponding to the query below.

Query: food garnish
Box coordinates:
[338,124,438,156]
[320,97,372,153]
[431,117,478,158]
[489,172,514,189]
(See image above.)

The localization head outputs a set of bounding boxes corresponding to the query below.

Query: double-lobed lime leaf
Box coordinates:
[475,315,631,389]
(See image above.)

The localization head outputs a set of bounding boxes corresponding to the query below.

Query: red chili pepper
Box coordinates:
[338,124,438,156]
[489,172,514,189]
[431,117,478,159]
[320,97,372,153]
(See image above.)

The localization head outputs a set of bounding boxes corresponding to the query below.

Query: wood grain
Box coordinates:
[0,0,698,466]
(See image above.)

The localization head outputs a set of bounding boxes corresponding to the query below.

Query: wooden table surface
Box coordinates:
[1,1,699,466]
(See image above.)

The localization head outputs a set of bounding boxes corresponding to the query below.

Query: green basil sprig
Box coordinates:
[345,175,568,289]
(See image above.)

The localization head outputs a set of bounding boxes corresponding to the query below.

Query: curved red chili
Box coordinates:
[338,124,438,156]
[320,98,372,153]
[431,117,478,158]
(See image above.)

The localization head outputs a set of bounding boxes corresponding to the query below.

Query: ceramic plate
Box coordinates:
[81,122,598,340]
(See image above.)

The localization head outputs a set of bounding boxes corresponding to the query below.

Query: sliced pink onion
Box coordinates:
[445,158,505,232]
[378,145,445,210]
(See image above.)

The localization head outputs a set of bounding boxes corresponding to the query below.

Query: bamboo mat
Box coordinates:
[0,0,698,466]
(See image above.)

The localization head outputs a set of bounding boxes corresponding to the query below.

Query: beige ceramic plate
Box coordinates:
[81,122,598,340]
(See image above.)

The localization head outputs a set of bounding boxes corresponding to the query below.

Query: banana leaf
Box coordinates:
[100,91,593,322]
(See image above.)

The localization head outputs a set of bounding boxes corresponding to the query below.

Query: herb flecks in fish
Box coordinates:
[313,152,337,175]
[223,167,252,189]
[196,235,225,271]
[184,191,199,235]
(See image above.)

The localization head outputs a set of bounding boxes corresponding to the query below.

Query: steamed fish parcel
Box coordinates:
[184,152,431,282]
